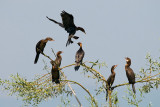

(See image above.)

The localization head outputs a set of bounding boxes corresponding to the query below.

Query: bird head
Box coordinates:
[77,42,82,47]
[111,65,118,70]
[57,51,63,56]
[45,37,54,41]
[125,57,131,63]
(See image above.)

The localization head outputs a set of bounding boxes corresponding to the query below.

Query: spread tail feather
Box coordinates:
[66,38,73,47]
[74,62,80,71]
[132,84,136,93]
[34,53,40,64]
[74,66,80,71]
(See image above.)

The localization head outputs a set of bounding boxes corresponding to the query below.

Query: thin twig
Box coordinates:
[112,78,160,89]
[62,80,98,107]
[82,64,107,83]
[37,48,54,62]
[60,64,76,70]
[142,73,160,81]
[36,73,50,83]
[60,71,82,107]
[51,48,56,57]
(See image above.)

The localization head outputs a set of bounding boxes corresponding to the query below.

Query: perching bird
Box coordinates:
[106,65,118,101]
[125,57,136,93]
[75,42,85,71]
[34,37,54,64]
[51,51,63,84]
[46,11,86,46]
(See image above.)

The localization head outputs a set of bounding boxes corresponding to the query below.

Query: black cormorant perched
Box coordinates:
[51,51,63,84]
[125,57,136,93]
[34,37,54,64]
[106,65,118,101]
[75,42,85,71]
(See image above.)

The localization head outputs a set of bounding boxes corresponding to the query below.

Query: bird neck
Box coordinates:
[126,61,131,67]
[111,69,115,74]
[125,63,131,70]
[43,39,49,43]
[57,54,61,58]
[79,44,82,48]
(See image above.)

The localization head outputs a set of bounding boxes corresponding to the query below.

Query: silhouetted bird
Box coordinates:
[51,51,63,84]
[106,65,118,101]
[75,42,85,71]
[34,37,54,64]
[46,11,86,46]
[125,57,136,93]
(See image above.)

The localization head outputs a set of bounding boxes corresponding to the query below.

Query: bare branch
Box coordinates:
[37,48,54,62]
[62,80,98,107]
[112,78,160,89]
[60,71,82,107]
[82,64,107,83]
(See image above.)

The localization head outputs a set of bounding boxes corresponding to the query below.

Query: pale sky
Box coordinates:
[0,0,160,106]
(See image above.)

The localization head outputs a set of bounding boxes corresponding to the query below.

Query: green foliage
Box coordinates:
[59,96,71,107]
[0,73,72,106]
[123,86,143,107]
[137,54,160,94]
[122,53,160,107]
[85,96,98,107]
[0,53,160,107]
[111,91,119,106]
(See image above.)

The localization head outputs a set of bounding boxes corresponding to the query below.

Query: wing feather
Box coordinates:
[75,49,84,63]
[61,11,75,28]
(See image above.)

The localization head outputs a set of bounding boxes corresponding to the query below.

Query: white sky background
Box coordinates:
[0,0,160,106]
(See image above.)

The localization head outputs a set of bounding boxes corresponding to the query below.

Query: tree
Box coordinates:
[0,50,160,107]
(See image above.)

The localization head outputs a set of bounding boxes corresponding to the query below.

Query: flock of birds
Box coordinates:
[33,11,136,101]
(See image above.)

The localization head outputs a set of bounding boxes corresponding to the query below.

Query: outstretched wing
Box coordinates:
[61,11,75,28]
[46,16,64,28]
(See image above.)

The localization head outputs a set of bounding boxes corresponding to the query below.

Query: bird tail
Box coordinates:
[55,79,60,84]
[73,36,79,40]
[74,62,80,71]
[66,38,73,47]
[52,79,60,84]
[52,78,60,84]
[34,53,40,64]
[106,89,108,101]
[52,78,55,83]
[132,84,136,93]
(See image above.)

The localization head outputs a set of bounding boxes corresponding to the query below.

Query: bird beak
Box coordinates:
[115,65,118,67]
[51,39,55,41]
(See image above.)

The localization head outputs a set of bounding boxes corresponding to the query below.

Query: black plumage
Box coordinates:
[106,65,118,101]
[34,37,54,64]
[51,51,63,84]
[75,42,85,71]
[46,11,86,47]
[125,57,136,93]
